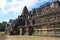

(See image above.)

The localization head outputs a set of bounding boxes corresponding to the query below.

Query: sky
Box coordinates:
[0,0,59,23]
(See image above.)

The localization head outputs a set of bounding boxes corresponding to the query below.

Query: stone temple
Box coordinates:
[6,0,60,36]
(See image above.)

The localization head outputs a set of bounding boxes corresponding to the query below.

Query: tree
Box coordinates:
[9,19,15,23]
[0,23,3,31]
[2,21,7,31]
[0,21,7,31]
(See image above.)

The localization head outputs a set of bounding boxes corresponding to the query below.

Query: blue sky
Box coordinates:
[0,0,59,23]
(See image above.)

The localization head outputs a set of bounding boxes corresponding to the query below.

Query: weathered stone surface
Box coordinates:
[6,1,60,37]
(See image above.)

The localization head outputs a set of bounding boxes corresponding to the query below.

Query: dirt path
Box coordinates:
[0,35,6,40]
[6,35,11,40]
[6,35,14,40]
[6,35,60,40]
[6,35,22,40]
[6,35,28,40]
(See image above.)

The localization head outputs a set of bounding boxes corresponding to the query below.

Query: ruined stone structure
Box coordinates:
[6,0,60,36]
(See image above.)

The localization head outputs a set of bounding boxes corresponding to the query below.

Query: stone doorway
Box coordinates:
[22,27,26,35]
[29,26,34,35]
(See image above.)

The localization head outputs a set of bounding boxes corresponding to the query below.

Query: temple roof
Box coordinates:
[22,6,29,15]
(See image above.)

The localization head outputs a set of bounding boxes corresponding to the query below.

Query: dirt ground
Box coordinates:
[6,35,60,40]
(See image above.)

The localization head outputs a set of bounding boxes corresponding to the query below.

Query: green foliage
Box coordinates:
[0,21,7,31]
[9,19,15,24]
[0,19,14,32]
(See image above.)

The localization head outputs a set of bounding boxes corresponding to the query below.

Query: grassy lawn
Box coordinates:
[0,32,6,40]
[0,32,5,35]
[8,35,60,40]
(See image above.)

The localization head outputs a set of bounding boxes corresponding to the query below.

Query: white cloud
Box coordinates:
[4,19,9,22]
[0,0,48,14]
[0,0,49,22]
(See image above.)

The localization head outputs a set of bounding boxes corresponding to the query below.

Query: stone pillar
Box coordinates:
[54,0,58,1]
[36,9,38,16]
[35,29,38,35]
[25,20,27,25]
[42,25,47,36]
[20,28,22,35]
[25,28,29,35]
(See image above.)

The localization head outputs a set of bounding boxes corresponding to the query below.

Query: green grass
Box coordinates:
[0,32,6,40]
[0,32,5,35]
[9,35,60,40]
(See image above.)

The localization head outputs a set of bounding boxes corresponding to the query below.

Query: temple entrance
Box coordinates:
[22,27,26,35]
[29,26,34,35]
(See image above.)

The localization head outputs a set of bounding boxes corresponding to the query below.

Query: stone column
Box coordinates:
[25,20,27,25]
[20,28,22,35]
[42,25,47,36]
[54,0,58,1]
[25,28,29,35]
[35,29,38,35]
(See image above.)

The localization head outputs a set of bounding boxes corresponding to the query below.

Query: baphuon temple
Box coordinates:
[6,0,60,37]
